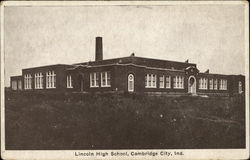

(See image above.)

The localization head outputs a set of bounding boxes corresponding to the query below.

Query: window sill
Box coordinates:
[101,86,111,88]
[145,87,157,89]
[159,87,172,89]
[90,86,99,88]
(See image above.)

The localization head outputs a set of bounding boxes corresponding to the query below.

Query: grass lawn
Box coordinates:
[5,91,245,150]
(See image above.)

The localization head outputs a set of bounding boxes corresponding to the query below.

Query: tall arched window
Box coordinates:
[128,74,134,92]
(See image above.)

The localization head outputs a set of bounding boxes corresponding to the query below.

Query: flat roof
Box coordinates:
[22,64,73,71]
[74,56,196,70]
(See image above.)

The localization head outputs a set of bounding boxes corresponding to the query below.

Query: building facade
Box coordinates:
[10,37,245,96]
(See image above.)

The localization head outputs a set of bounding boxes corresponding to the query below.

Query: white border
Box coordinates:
[0,1,248,6]
[1,1,249,160]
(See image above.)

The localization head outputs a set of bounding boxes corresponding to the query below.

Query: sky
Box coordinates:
[4,4,246,86]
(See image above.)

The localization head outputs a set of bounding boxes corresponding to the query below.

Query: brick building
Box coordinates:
[10,37,245,96]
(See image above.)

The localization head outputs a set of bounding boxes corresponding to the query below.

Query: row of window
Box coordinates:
[144,74,227,90]
[13,74,244,94]
[145,74,184,89]
[68,73,183,89]
[199,78,227,90]
[22,71,230,91]
[24,71,56,90]
[23,71,111,90]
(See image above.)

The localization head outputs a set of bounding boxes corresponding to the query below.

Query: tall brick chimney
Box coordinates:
[95,37,103,61]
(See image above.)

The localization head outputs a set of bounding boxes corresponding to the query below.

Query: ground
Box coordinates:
[5,91,245,150]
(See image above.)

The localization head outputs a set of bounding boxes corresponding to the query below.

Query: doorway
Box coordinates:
[188,76,196,95]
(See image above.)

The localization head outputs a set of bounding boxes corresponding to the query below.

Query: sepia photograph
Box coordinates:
[1,1,249,159]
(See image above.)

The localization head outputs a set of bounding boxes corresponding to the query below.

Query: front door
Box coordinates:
[128,74,134,92]
[188,76,196,95]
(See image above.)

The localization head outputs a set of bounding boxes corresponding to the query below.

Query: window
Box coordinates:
[209,79,213,90]
[148,75,151,87]
[128,74,134,92]
[152,75,156,88]
[173,76,176,88]
[145,74,157,88]
[12,80,17,90]
[67,75,73,88]
[239,81,243,93]
[214,79,218,90]
[173,76,184,89]
[199,78,208,89]
[35,73,38,89]
[35,72,43,89]
[198,79,201,89]
[18,80,22,90]
[159,75,164,88]
[90,72,99,87]
[24,75,27,89]
[24,74,32,89]
[101,72,111,87]
[166,76,171,88]
[46,71,56,88]
[107,72,111,86]
[204,78,208,89]
[219,79,227,90]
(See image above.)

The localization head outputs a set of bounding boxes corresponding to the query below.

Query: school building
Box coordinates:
[10,37,245,96]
